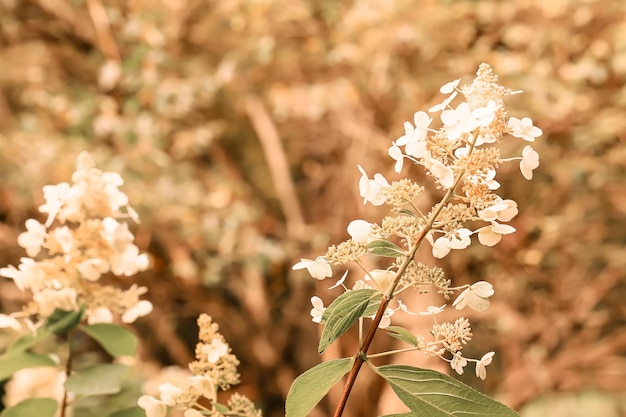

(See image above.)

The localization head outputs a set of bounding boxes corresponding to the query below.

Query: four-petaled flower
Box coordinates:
[310,296,326,323]
[453,281,494,312]
[476,221,516,246]
[451,352,468,375]
[357,165,390,206]
[347,220,380,244]
[396,111,431,159]
[478,199,518,222]
[475,351,495,380]
[520,145,540,180]
[292,256,332,280]
[441,102,479,141]
[17,219,47,257]
[429,79,460,112]
[430,228,472,259]
[508,117,542,142]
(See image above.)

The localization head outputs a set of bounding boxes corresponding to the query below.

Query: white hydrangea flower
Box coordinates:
[429,80,459,112]
[158,382,183,406]
[520,145,540,180]
[52,226,74,254]
[476,222,516,246]
[472,100,498,127]
[425,157,455,189]
[122,300,153,324]
[39,182,70,227]
[17,219,47,257]
[453,281,494,312]
[347,220,380,244]
[441,102,480,141]
[292,256,332,280]
[431,228,472,259]
[138,395,167,417]
[396,111,431,159]
[0,258,47,292]
[388,142,405,173]
[478,199,518,222]
[310,296,326,323]
[357,165,390,206]
[508,117,542,142]
[77,259,110,281]
[475,351,495,380]
[451,352,468,375]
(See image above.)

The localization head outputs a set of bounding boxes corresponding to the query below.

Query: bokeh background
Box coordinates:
[0,0,625,416]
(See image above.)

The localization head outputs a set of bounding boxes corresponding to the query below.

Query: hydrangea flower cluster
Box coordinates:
[138,314,261,417]
[0,152,151,328]
[293,63,542,379]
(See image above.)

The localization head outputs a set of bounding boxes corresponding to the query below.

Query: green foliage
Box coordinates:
[385,326,419,348]
[2,309,83,357]
[0,398,58,417]
[319,288,381,353]
[0,352,56,381]
[372,364,519,417]
[65,364,128,396]
[367,240,407,258]
[80,323,138,357]
[108,407,146,417]
[286,357,354,417]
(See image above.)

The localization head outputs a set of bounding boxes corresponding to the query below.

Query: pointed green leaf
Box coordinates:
[109,407,146,417]
[64,363,127,396]
[0,352,56,381]
[319,289,380,353]
[367,240,406,257]
[385,326,419,347]
[397,208,416,217]
[0,398,58,417]
[80,323,138,357]
[47,308,84,334]
[373,364,519,417]
[3,309,84,357]
[286,357,354,417]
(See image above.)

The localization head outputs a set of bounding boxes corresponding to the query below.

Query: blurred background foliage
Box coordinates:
[0,0,625,416]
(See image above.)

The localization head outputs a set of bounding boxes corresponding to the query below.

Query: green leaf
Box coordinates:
[4,309,84,356]
[319,289,380,353]
[80,323,138,357]
[108,407,146,417]
[0,352,56,381]
[397,208,416,217]
[214,403,230,414]
[0,398,58,417]
[385,326,419,347]
[286,357,354,417]
[367,240,406,258]
[65,363,127,396]
[47,308,84,334]
[373,364,519,417]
